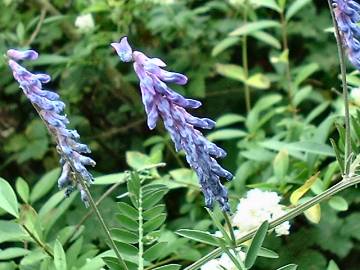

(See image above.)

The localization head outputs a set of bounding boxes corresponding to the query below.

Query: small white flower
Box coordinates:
[75,14,95,32]
[232,189,290,236]
[218,249,246,270]
[351,87,360,106]
[200,259,222,270]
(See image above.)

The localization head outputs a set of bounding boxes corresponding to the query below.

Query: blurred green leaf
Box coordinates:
[0,178,19,218]
[230,20,281,36]
[54,240,67,270]
[15,177,29,204]
[245,221,269,268]
[30,168,60,204]
[286,0,311,21]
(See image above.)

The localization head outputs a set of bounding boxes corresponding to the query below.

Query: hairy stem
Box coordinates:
[184,176,360,270]
[327,0,351,175]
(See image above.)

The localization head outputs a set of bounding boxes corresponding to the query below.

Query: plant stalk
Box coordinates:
[242,1,251,112]
[21,224,54,258]
[327,0,351,175]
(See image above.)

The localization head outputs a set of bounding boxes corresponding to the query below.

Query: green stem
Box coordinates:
[77,179,129,270]
[242,1,251,113]
[138,176,144,270]
[184,177,360,270]
[30,105,128,270]
[327,0,352,175]
[21,224,54,258]
[280,11,294,109]
[223,211,236,246]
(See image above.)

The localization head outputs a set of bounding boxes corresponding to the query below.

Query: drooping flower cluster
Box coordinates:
[111,37,233,210]
[7,49,96,206]
[333,0,360,69]
[232,189,290,236]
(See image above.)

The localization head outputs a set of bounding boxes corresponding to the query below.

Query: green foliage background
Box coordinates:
[1,0,360,269]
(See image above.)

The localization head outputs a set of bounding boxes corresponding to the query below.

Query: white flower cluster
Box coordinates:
[75,14,95,32]
[201,248,245,270]
[233,189,290,236]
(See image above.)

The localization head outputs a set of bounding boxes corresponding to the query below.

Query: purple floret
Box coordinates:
[111,38,233,211]
[333,0,360,69]
[7,49,95,207]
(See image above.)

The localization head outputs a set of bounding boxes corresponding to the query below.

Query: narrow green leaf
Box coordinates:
[273,150,289,181]
[114,242,139,256]
[142,189,168,209]
[294,63,319,87]
[153,264,181,270]
[285,0,311,21]
[257,247,279,258]
[94,172,126,185]
[0,178,19,218]
[330,138,344,175]
[215,63,245,82]
[143,204,166,220]
[329,196,348,211]
[287,141,335,156]
[111,228,138,244]
[117,202,138,220]
[54,240,67,270]
[144,242,168,261]
[276,264,298,270]
[246,73,271,89]
[0,248,30,260]
[244,221,269,268]
[230,20,281,36]
[250,30,281,49]
[327,260,340,270]
[0,220,27,243]
[215,114,245,128]
[126,151,154,170]
[143,214,166,232]
[16,177,30,204]
[116,214,139,231]
[176,229,222,246]
[30,168,60,203]
[212,37,240,57]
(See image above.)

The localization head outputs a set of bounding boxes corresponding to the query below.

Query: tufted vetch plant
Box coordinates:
[111,37,233,211]
[7,49,96,206]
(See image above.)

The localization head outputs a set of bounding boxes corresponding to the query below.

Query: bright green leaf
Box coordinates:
[0,178,19,218]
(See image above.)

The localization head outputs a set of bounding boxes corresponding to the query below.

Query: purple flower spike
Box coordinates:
[7,49,95,207]
[112,37,233,211]
[333,0,360,69]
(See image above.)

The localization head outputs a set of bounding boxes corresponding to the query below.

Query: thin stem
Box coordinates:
[280,11,294,110]
[30,105,128,269]
[63,180,124,246]
[21,224,54,258]
[24,8,46,47]
[242,2,251,112]
[223,211,236,245]
[77,179,129,270]
[327,0,352,175]
[184,176,360,270]
[138,178,144,270]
